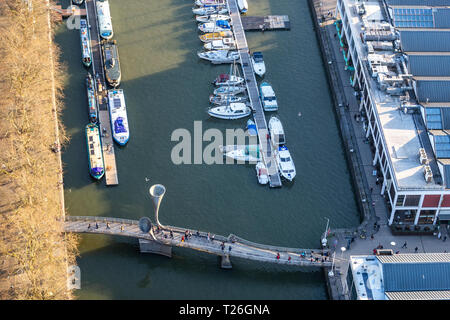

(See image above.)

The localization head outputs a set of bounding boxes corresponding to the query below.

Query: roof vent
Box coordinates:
[424,165,433,183]
[419,148,428,165]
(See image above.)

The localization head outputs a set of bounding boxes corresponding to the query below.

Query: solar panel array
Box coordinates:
[113,98,121,108]
[434,135,450,158]
[392,8,433,28]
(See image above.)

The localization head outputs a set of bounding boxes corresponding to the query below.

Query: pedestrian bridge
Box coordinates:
[65,216,332,268]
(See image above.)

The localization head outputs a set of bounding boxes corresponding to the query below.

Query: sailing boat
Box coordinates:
[213,62,245,86]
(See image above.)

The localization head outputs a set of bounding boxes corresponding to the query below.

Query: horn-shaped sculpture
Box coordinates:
[149,184,166,228]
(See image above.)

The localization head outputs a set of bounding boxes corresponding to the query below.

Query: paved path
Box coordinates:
[65,216,332,267]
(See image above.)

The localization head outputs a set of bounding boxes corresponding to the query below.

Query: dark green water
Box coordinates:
[56,0,359,299]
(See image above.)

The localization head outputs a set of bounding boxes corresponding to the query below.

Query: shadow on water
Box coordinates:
[56,0,358,299]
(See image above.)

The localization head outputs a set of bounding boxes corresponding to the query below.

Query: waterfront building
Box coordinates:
[335,0,450,234]
[346,253,450,300]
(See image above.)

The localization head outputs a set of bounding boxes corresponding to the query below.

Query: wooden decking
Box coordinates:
[227,0,282,187]
[241,15,290,31]
[65,216,332,267]
[86,0,118,185]
[51,5,86,22]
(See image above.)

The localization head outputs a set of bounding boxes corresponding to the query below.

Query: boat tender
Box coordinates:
[268,116,286,145]
[192,6,228,15]
[276,145,296,181]
[96,0,113,40]
[102,39,121,87]
[198,20,231,33]
[221,145,261,163]
[209,94,247,105]
[238,0,249,13]
[260,82,278,111]
[108,89,130,145]
[199,31,233,43]
[213,73,244,86]
[247,119,258,136]
[80,19,92,67]
[198,50,240,64]
[208,103,252,120]
[213,85,246,96]
[85,123,105,180]
[256,162,269,185]
[252,52,266,77]
[86,73,98,123]
[196,14,230,23]
[204,38,236,51]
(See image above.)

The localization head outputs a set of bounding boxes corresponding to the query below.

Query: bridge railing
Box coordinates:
[65,216,139,226]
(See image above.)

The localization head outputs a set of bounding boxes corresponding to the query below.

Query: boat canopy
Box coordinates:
[253,52,264,62]
[114,117,127,133]
[216,20,230,28]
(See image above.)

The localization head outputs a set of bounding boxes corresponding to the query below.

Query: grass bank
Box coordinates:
[0,0,78,300]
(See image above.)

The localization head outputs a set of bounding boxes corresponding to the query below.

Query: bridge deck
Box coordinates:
[86,0,118,185]
[65,217,332,267]
[227,0,282,188]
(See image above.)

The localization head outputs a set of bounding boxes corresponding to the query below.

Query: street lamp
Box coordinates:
[390,241,396,246]
[322,217,330,247]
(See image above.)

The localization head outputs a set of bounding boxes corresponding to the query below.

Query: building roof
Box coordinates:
[434,8,450,28]
[408,55,450,77]
[377,253,450,263]
[386,0,450,6]
[416,80,450,103]
[400,30,450,52]
[385,290,450,300]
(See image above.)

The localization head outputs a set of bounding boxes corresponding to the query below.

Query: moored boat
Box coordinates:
[195,0,226,5]
[209,94,247,105]
[260,82,278,111]
[102,39,121,87]
[96,0,114,40]
[198,20,231,33]
[85,123,105,180]
[213,85,246,96]
[192,6,228,15]
[276,145,296,181]
[213,73,244,86]
[256,162,269,184]
[197,50,240,64]
[238,0,249,13]
[199,31,233,43]
[252,52,266,77]
[196,14,230,23]
[268,116,285,145]
[85,73,98,122]
[221,145,261,163]
[247,119,258,136]
[108,89,129,145]
[208,103,252,120]
[80,19,92,67]
[204,38,236,50]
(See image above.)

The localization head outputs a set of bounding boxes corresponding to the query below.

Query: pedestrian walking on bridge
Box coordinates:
[401,241,407,249]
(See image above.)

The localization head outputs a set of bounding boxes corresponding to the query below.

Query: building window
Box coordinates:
[404,195,421,207]
[396,195,405,206]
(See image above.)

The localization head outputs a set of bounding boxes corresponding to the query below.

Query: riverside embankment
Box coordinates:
[0,0,77,300]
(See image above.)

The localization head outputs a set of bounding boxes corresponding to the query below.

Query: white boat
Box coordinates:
[192,6,228,15]
[79,19,92,67]
[268,116,286,145]
[204,38,236,50]
[96,0,113,40]
[195,0,226,6]
[198,50,240,64]
[260,82,278,111]
[276,145,296,181]
[198,20,231,33]
[213,85,246,96]
[238,0,249,13]
[221,145,261,163]
[252,52,266,77]
[213,73,244,86]
[256,162,269,184]
[196,14,230,23]
[208,103,252,120]
[247,119,257,136]
[108,89,130,145]
[209,94,247,105]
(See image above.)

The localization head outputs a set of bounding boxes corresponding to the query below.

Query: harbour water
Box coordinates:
[56,0,359,299]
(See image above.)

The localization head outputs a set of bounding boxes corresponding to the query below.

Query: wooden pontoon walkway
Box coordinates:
[227,0,282,187]
[241,15,290,31]
[86,0,118,185]
[65,216,332,267]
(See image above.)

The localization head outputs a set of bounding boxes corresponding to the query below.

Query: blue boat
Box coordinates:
[108,89,130,145]
[85,123,105,180]
[80,19,92,67]
[85,73,98,122]
[247,119,257,136]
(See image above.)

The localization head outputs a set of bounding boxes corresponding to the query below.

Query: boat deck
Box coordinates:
[86,0,118,186]
[227,0,282,188]
[241,15,290,31]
